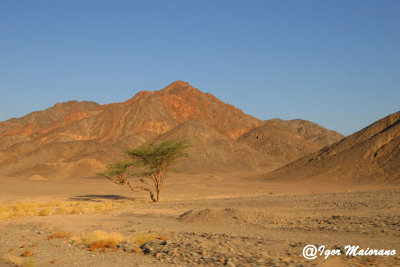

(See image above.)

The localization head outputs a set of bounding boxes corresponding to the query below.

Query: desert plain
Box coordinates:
[0,172,399,267]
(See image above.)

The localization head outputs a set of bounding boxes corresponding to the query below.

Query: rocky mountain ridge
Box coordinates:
[264,111,400,183]
[0,81,343,178]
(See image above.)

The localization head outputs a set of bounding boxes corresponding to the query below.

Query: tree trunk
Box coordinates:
[156,188,160,202]
[148,190,157,202]
[125,181,157,202]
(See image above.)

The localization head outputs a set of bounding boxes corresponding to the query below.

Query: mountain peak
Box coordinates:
[161,80,199,95]
[0,81,346,178]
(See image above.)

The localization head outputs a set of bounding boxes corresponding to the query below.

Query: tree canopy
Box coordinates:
[99,139,191,202]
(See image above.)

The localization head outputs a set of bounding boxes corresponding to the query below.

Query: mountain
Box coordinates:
[0,81,343,178]
[264,111,400,183]
[237,119,343,163]
[0,101,100,149]
[155,119,281,172]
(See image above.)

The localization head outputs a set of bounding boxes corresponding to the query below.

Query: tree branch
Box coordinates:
[126,181,157,202]
[105,175,124,185]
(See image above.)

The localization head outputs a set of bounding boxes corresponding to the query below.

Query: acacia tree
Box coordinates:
[99,139,191,202]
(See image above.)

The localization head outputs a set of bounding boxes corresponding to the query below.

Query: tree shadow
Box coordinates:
[69,194,137,202]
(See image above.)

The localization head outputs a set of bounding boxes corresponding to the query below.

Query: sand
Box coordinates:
[0,172,399,266]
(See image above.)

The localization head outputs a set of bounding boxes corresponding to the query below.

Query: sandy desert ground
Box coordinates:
[0,172,399,267]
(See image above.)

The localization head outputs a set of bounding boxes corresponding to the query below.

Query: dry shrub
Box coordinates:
[70,206,83,214]
[21,249,33,257]
[2,254,35,267]
[28,175,47,181]
[82,231,123,250]
[4,250,37,267]
[0,200,127,221]
[39,201,60,208]
[48,231,73,240]
[94,203,105,212]
[23,257,37,267]
[49,259,57,264]
[2,254,23,266]
[11,202,24,212]
[57,206,72,214]
[0,211,10,220]
[38,208,52,216]
[89,240,116,251]
[132,233,159,246]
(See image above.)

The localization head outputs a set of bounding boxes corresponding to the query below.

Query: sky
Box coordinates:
[0,0,399,136]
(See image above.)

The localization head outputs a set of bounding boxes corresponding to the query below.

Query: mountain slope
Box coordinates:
[271,119,343,147]
[264,111,400,183]
[238,120,316,163]
[0,101,100,149]
[155,120,281,172]
[34,81,264,144]
[0,81,343,178]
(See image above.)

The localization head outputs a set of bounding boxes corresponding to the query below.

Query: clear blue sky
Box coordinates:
[0,0,399,135]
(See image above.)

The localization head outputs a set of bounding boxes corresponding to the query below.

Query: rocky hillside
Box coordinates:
[0,81,343,178]
[237,119,343,163]
[264,111,400,183]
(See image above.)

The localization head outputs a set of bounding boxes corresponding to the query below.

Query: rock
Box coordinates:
[161,240,171,246]
[225,259,236,266]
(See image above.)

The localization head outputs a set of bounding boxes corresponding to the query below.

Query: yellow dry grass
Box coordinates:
[48,231,74,240]
[81,230,124,251]
[131,233,160,246]
[2,254,36,267]
[0,200,127,220]
[28,175,47,181]
[45,229,164,253]
[22,257,37,267]
[2,254,23,266]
